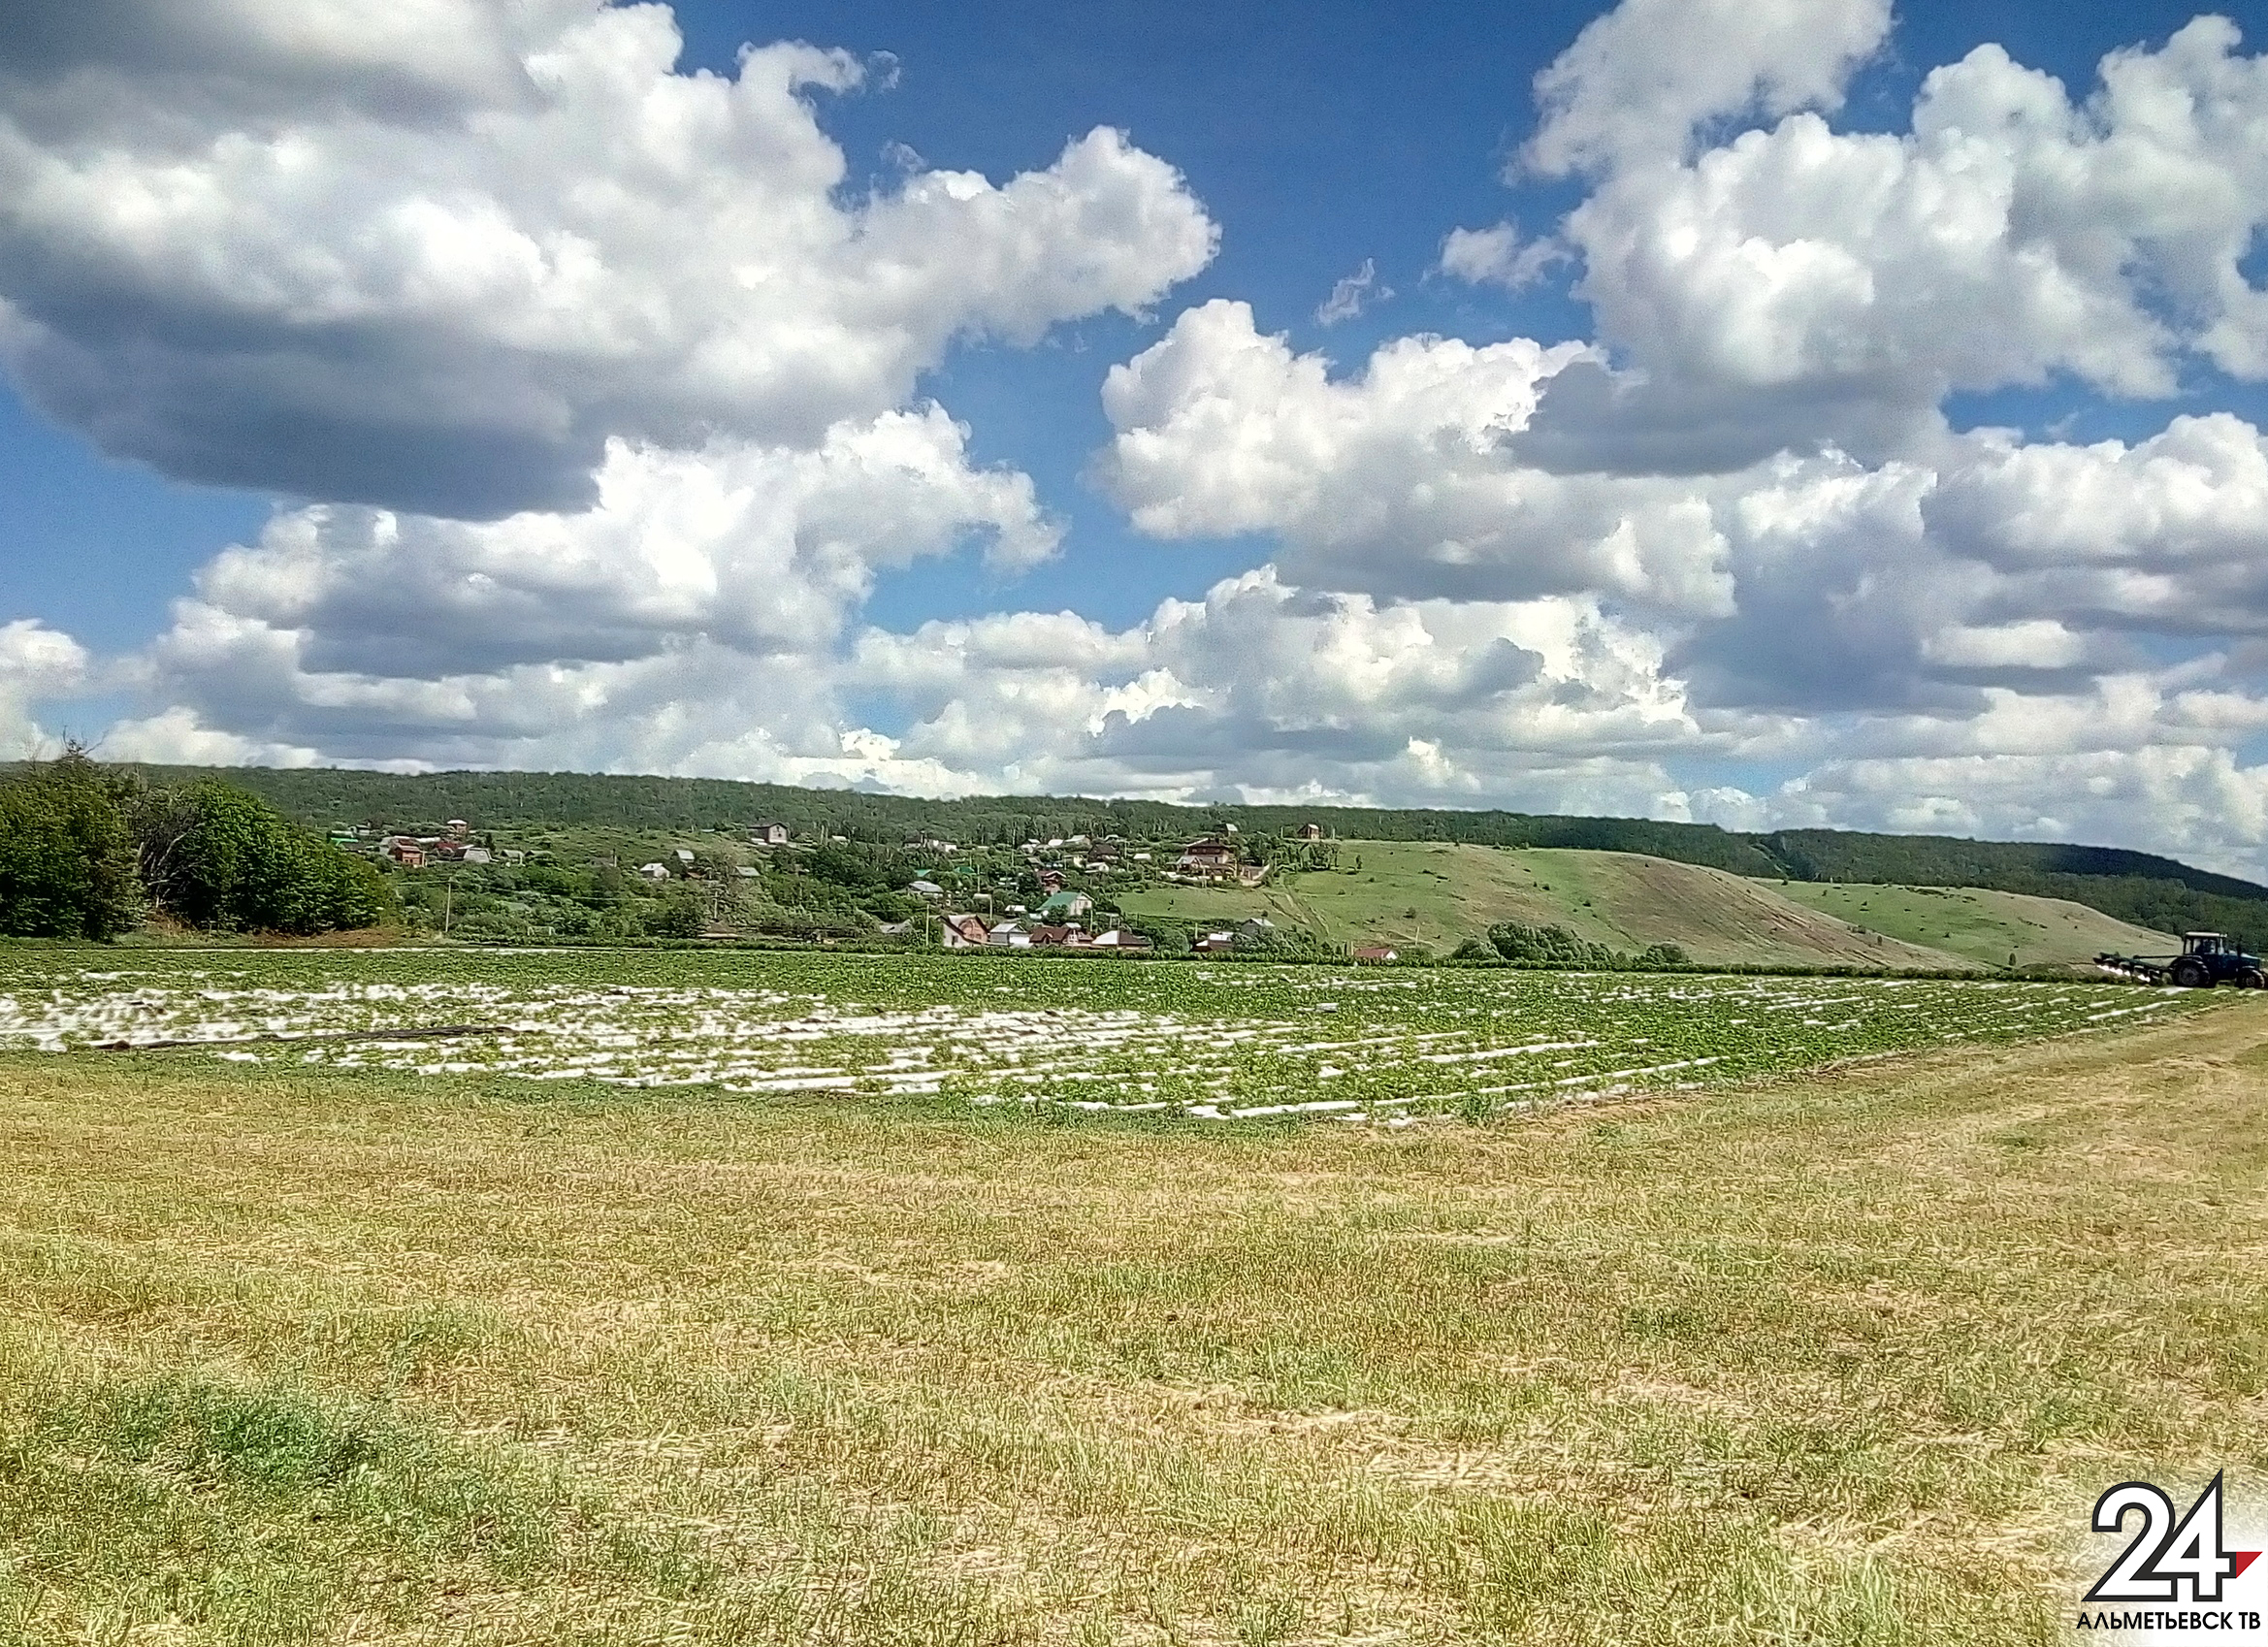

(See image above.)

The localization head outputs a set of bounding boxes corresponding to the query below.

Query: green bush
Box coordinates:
[1487,921,1620,966]
[133,779,391,935]
[643,893,707,939]
[1485,922,1688,972]
[1230,923,1345,962]
[0,751,143,939]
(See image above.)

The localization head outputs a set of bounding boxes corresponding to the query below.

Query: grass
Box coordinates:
[1119,845,1974,969]
[1766,882,2175,972]
[3,999,2265,1642]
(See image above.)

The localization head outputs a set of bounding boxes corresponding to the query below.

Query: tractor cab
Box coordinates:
[2173,932,2266,988]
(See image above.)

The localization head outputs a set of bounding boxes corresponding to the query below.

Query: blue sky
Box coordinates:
[8,0,2268,869]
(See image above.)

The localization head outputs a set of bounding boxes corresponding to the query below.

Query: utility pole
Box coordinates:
[443,870,458,938]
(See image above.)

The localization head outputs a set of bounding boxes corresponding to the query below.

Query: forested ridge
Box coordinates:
[97,763,2268,943]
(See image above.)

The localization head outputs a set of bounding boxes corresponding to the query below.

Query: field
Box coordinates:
[1121,845,1978,969]
[0,960,2261,1643]
[0,948,2201,1121]
[1767,881,2178,972]
[1117,845,2191,975]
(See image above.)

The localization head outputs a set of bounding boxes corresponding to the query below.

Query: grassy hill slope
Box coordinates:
[1766,881,2176,970]
[1119,844,1974,969]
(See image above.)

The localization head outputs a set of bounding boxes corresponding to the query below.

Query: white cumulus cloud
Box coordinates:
[0,619,89,756]
[1524,0,1892,177]
[1437,221,1564,290]
[0,0,1216,516]
[130,407,1060,765]
[1099,300,1733,615]
[1537,16,2268,472]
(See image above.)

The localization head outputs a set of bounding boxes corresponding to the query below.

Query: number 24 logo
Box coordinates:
[2088,1473,2261,1603]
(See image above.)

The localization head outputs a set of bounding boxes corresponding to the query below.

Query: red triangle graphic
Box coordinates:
[2232,1550,2261,1580]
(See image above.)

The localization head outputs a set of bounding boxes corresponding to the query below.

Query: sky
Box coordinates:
[9,2,2268,873]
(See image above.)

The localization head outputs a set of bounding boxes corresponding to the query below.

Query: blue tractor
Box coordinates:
[2095,931,2267,989]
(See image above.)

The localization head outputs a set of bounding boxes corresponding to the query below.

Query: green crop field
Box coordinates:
[1766,881,2178,971]
[0,947,2207,1121]
[1119,844,1973,969]
[0,956,2261,1644]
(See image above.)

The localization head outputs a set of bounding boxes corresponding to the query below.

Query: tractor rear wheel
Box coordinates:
[2173,958,2212,988]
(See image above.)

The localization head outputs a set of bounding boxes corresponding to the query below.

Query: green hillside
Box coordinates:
[1767,882,2176,971]
[1119,845,1973,970]
[80,762,2268,942]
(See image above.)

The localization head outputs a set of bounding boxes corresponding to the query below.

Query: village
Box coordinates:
[340,812,1402,957]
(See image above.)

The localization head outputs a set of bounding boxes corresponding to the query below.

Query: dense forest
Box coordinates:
[95,763,2268,941]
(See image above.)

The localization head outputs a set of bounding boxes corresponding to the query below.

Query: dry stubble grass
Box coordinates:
[2,1002,2266,1644]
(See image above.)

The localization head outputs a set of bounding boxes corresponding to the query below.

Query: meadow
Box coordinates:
[1114,845,2173,972]
[0,947,2204,1121]
[1766,881,2181,972]
[0,972,2262,1644]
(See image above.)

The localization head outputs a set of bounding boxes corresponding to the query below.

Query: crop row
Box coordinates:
[0,949,2210,1120]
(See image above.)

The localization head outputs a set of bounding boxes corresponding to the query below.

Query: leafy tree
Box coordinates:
[0,749,143,939]
[1230,923,1344,961]
[132,779,389,934]
[1123,916,1190,954]
[644,892,707,939]
[1484,923,1690,971]
[521,862,589,900]
[1487,921,1617,966]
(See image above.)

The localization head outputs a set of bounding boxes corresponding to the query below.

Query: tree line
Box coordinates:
[0,752,390,940]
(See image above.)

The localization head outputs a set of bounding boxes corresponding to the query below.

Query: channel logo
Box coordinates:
[2078,1473,2264,1638]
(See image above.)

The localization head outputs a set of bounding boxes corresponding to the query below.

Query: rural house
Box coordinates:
[1176,838,1239,877]
[1037,889,1093,921]
[750,822,790,846]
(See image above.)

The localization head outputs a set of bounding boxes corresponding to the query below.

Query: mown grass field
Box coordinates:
[2,982,2264,1644]
[1767,882,2177,972]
